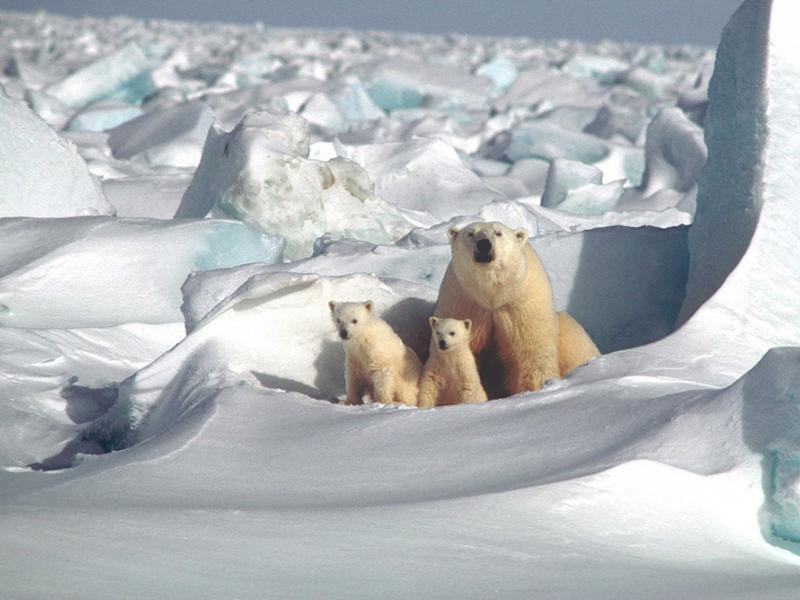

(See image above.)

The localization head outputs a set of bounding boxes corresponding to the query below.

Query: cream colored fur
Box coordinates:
[329,300,422,406]
[434,221,599,397]
[418,317,488,409]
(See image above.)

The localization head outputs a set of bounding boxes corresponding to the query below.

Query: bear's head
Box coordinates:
[448,221,530,308]
[429,316,472,353]
[448,221,528,265]
[328,300,373,342]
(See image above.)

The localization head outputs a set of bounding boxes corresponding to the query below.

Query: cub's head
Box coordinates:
[429,317,472,352]
[448,221,528,267]
[328,300,373,341]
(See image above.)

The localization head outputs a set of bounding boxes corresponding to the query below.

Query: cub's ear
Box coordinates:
[364,300,374,312]
[328,300,337,312]
[463,319,472,331]
[447,226,460,244]
[429,316,438,329]
[514,228,528,243]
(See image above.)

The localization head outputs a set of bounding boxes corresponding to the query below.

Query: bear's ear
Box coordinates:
[463,319,472,331]
[364,300,374,312]
[328,300,337,312]
[447,226,460,244]
[429,316,438,329]
[514,228,528,243]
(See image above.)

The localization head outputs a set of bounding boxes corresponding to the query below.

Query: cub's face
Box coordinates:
[328,300,373,341]
[448,221,528,267]
[429,317,472,352]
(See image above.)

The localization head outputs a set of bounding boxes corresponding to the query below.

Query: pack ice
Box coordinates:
[1,2,800,598]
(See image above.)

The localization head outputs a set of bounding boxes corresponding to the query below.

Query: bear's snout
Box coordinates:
[474,237,494,262]
[339,329,349,340]
[438,339,447,350]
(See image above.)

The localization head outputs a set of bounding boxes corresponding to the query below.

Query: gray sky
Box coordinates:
[3,0,741,46]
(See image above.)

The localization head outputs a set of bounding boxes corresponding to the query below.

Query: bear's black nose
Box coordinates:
[438,340,447,350]
[476,238,492,254]
[339,329,349,340]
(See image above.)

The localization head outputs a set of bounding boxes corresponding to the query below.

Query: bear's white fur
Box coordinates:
[418,317,488,408]
[329,300,422,406]
[434,221,599,397]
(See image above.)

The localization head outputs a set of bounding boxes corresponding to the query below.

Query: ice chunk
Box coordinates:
[299,92,346,132]
[66,100,144,132]
[327,76,385,122]
[337,137,502,221]
[44,42,156,109]
[535,105,599,132]
[768,449,800,544]
[107,101,215,168]
[357,59,492,111]
[0,217,285,328]
[507,158,551,196]
[562,53,629,84]
[476,56,518,91]
[542,159,603,206]
[542,158,623,214]
[177,112,416,259]
[497,68,607,110]
[0,91,112,217]
[623,66,674,99]
[639,107,706,197]
[584,104,648,144]
[23,89,70,129]
[508,122,609,163]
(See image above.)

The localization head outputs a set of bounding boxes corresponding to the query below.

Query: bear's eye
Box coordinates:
[352,319,358,324]
[449,331,455,336]
[495,231,502,236]
[467,231,474,237]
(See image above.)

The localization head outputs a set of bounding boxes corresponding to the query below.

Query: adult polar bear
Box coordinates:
[434,221,599,398]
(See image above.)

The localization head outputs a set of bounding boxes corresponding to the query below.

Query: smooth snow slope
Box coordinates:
[1,1,800,598]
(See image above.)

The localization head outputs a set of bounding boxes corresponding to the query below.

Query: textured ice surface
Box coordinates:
[0,91,112,217]
[178,112,415,259]
[0,217,285,328]
[44,41,155,109]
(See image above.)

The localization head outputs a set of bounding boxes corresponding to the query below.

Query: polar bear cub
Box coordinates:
[329,300,422,407]
[418,317,488,409]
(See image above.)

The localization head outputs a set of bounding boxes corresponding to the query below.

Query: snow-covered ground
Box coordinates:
[2,1,800,597]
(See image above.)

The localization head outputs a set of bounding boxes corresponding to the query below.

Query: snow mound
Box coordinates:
[0,217,285,328]
[85,273,434,448]
[0,91,112,217]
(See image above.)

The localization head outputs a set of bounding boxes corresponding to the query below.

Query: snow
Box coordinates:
[0,91,112,217]
[2,3,800,598]
[0,217,285,328]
